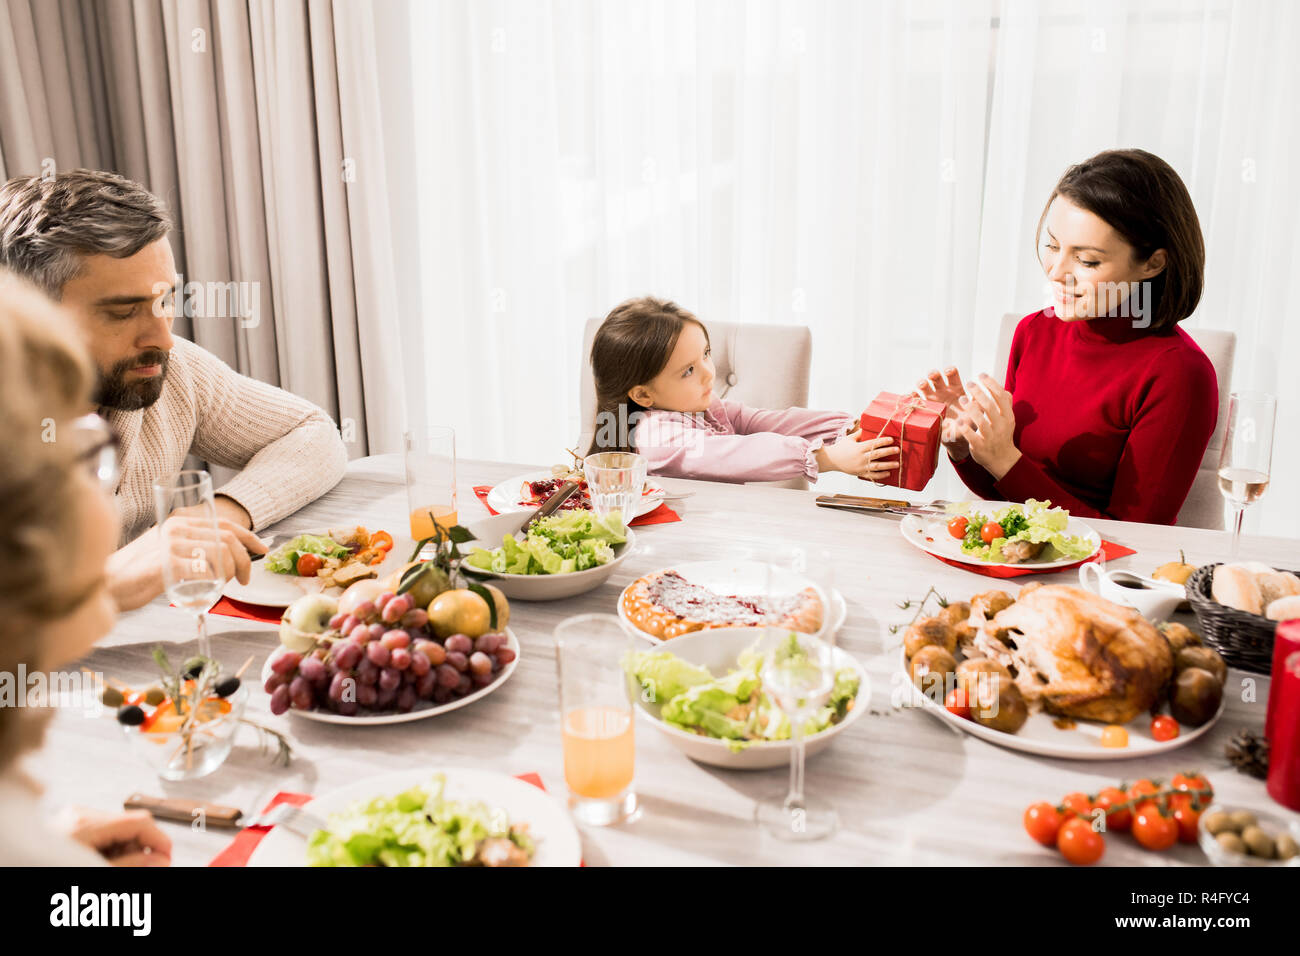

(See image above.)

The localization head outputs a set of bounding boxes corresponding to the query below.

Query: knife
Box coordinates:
[512,479,581,536]
[814,496,944,517]
[124,793,245,828]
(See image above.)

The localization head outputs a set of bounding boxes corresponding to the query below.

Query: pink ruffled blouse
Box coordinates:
[632,398,854,483]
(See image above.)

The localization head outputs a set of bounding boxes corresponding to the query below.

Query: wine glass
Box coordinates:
[753,547,840,841]
[153,471,225,659]
[1217,392,1276,559]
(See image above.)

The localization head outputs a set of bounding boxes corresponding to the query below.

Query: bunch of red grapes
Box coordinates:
[264,591,516,717]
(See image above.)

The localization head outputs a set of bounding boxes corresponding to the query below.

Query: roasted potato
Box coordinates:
[1170,667,1223,727]
[955,657,1013,705]
[936,601,971,628]
[1159,622,1202,653]
[903,618,958,659]
[1176,645,1227,685]
[971,589,1015,620]
[909,645,957,701]
[970,680,1029,734]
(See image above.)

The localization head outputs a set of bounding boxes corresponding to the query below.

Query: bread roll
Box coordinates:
[1267,595,1300,622]
[1258,570,1300,606]
[1213,564,1263,615]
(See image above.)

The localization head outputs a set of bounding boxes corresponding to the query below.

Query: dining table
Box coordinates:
[33,454,1300,867]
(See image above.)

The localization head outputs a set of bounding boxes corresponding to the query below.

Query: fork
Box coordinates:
[243,803,329,837]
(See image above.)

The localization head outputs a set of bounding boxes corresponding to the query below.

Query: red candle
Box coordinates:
[1266,621,1300,812]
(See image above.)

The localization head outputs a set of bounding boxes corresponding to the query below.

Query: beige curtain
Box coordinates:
[0,0,405,457]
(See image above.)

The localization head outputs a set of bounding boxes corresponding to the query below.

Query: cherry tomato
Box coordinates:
[1057,817,1105,865]
[1132,802,1178,851]
[980,522,1004,544]
[296,553,324,577]
[1060,791,1094,819]
[1094,787,1132,832]
[1169,794,1202,843]
[370,530,394,552]
[1100,724,1129,748]
[1171,772,1213,800]
[947,516,969,540]
[1126,779,1159,804]
[1024,802,1064,847]
[1150,715,1180,742]
[944,687,970,719]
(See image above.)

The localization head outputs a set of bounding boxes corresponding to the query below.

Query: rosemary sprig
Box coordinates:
[888,586,950,635]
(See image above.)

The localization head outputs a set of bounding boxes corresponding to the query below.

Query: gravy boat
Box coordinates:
[1078,563,1185,622]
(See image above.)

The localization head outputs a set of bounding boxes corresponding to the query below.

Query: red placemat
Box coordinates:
[926,539,1136,578]
[208,773,567,866]
[206,596,284,624]
[472,486,679,526]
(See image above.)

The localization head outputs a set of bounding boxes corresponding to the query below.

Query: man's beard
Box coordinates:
[94,349,171,411]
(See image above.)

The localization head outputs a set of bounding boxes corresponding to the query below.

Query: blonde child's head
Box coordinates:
[588,297,714,453]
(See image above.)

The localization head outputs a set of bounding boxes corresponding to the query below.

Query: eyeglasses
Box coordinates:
[69,413,120,494]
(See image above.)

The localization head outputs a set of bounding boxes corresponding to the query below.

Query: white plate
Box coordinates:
[223,528,412,608]
[459,512,636,601]
[899,502,1101,571]
[484,470,666,520]
[897,645,1223,760]
[260,627,521,725]
[617,559,847,644]
[245,766,581,867]
[632,627,870,769]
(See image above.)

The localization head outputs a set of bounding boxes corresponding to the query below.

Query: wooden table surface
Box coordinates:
[31,454,1300,866]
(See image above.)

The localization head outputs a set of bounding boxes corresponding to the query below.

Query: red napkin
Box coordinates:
[926,539,1136,578]
[206,596,284,624]
[472,486,680,526]
[208,773,565,866]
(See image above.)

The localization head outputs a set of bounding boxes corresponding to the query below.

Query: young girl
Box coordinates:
[588,297,898,483]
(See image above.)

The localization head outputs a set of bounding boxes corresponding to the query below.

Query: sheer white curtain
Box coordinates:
[377,0,1299,537]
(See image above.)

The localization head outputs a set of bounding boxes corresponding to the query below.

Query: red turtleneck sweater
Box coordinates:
[953,309,1218,525]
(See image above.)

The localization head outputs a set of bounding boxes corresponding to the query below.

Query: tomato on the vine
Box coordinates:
[1060,791,1093,819]
[1150,715,1180,742]
[1171,772,1212,800]
[1132,802,1178,851]
[1057,817,1105,865]
[1169,794,1203,843]
[1126,779,1159,804]
[944,687,970,719]
[980,521,1004,544]
[1094,787,1132,832]
[947,516,969,540]
[1024,802,1064,847]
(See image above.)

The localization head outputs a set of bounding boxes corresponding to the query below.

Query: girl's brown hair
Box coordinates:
[0,272,96,771]
[1036,149,1204,331]
[588,297,708,454]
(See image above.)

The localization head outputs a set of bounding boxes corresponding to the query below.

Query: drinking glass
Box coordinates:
[153,471,224,659]
[754,547,840,841]
[555,614,640,826]
[1217,392,1276,559]
[405,426,458,554]
[582,452,647,523]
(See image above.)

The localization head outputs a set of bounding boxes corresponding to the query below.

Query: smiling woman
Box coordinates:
[920,149,1217,526]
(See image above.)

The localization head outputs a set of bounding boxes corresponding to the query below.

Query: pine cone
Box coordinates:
[1226,728,1270,780]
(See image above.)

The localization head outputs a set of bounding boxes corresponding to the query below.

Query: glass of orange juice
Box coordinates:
[404,426,458,552]
[555,614,640,826]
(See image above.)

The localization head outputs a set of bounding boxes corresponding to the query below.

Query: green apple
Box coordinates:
[280,594,339,652]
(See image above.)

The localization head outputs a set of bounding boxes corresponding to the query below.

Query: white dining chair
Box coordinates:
[578,317,814,489]
[993,312,1235,530]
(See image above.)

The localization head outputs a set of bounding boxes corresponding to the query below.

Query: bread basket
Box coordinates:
[1185,564,1297,674]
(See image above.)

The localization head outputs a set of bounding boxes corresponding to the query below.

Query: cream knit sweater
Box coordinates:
[105,337,349,545]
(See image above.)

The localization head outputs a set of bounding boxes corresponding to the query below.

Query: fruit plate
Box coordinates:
[899,502,1101,571]
[896,646,1223,760]
[617,559,848,644]
[631,627,870,770]
[223,528,413,608]
[459,511,636,601]
[260,627,521,726]
[245,766,582,867]
[484,470,667,520]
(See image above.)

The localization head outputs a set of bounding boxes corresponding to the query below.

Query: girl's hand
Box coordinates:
[817,435,900,481]
[56,807,173,867]
[953,374,1021,479]
[916,367,970,460]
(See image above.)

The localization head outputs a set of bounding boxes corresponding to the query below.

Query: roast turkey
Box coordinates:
[968,585,1173,724]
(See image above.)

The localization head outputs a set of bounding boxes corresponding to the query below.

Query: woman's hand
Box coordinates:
[55,807,173,866]
[107,516,267,611]
[816,436,901,481]
[953,374,1022,480]
[916,367,970,460]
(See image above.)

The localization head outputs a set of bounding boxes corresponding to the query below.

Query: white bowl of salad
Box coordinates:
[624,627,868,770]
[459,510,636,601]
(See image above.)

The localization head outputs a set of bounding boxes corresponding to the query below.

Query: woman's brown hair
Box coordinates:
[1036,149,1204,331]
[588,297,709,454]
[0,272,96,771]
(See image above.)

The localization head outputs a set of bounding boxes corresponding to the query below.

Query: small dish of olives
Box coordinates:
[1197,803,1300,866]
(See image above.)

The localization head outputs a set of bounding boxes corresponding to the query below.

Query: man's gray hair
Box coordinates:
[0,169,172,299]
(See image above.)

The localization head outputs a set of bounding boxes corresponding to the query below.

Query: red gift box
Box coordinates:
[858,391,945,491]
